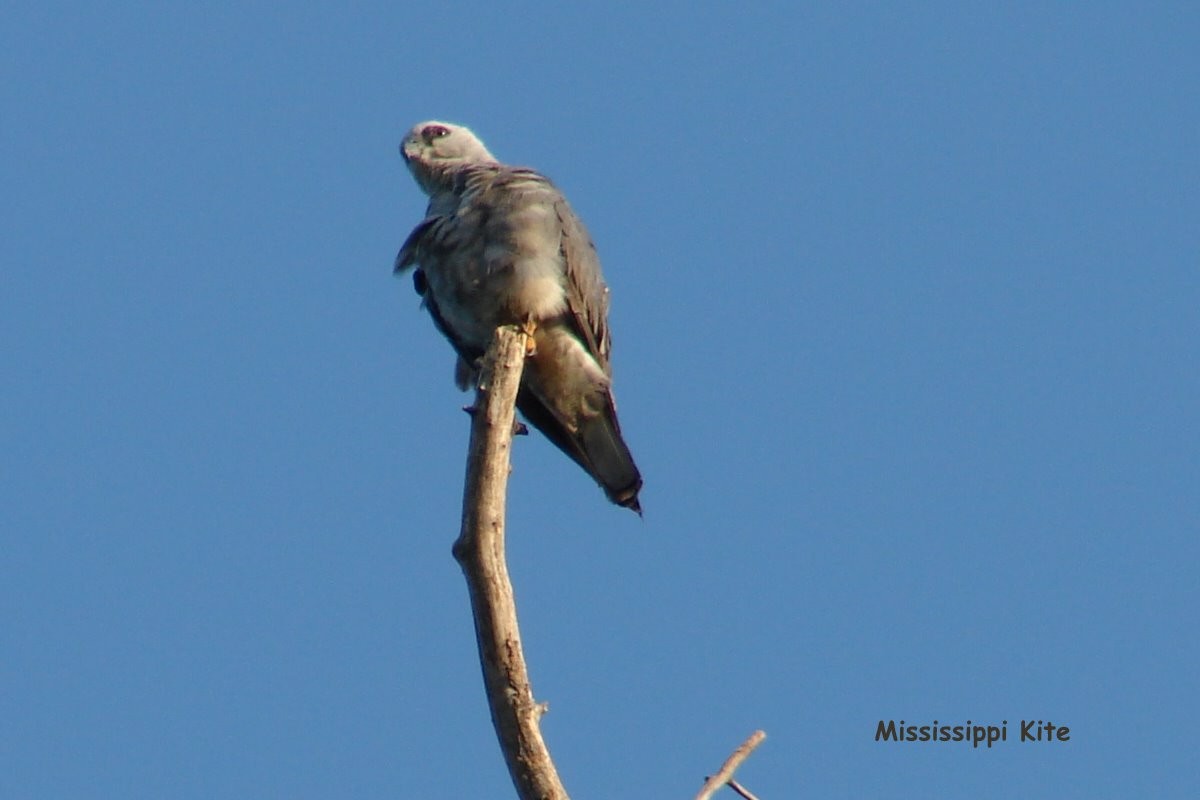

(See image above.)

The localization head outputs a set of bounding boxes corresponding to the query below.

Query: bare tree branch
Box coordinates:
[449,326,765,799]
[453,326,570,800]
[695,730,767,800]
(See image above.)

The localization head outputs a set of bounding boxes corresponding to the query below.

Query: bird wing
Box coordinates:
[553,195,614,375]
[396,213,483,389]
[394,216,437,274]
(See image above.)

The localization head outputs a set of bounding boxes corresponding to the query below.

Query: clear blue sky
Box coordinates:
[2,2,1196,798]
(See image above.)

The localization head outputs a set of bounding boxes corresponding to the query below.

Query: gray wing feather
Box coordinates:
[394,216,437,273]
[554,198,613,374]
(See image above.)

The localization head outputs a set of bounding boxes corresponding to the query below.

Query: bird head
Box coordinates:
[400,121,496,194]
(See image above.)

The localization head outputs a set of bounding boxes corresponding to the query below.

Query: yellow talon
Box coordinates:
[521,317,538,356]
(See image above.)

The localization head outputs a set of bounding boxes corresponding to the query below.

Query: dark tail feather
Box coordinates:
[516,388,642,514]
[578,414,642,514]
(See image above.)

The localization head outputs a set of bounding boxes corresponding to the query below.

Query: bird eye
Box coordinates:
[423,125,451,141]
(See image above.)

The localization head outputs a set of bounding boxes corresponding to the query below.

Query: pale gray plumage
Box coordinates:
[395,121,642,512]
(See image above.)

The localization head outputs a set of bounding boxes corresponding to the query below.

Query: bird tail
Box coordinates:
[516,387,643,514]
[578,413,643,514]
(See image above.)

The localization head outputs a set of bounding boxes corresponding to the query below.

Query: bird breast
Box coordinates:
[426,200,569,348]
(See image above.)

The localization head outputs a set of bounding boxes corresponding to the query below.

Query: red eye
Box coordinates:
[423,125,450,142]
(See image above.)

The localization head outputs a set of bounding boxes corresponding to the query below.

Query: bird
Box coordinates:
[394,121,643,513]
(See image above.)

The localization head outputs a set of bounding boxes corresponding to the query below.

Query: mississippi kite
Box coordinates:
[395,121,643,513]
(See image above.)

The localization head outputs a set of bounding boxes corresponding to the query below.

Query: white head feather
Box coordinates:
[400,121,497,195]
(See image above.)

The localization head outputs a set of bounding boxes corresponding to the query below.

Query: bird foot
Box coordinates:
[519,318,538,356]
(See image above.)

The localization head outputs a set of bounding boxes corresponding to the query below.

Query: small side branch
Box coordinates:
[453,326,569,800]
[727,779,762,800]
[695,730,767,800]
